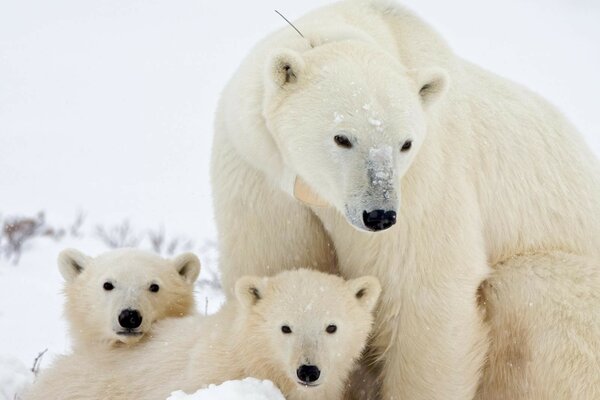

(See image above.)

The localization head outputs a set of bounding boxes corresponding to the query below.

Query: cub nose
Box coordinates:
[296,365,321,384]
[362,209,397,231]
[118,309,142,329]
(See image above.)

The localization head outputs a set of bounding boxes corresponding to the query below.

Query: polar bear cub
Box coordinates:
[25,269,381,400]
[58,248,200,347]
[178,269,382,400]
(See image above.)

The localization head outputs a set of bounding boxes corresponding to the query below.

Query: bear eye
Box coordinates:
[326,324,337,334]
[401,140,412,152]
[149,283,160,293]
[103,282,114,291]
[334,134,353,149]
[281,325,292,334]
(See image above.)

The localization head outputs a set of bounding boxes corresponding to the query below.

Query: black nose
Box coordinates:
[362,209,396,231]
[297,365,321,383]
[118,309,142,329]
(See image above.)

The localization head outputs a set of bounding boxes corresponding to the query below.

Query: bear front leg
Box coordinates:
[476,251,600,400]
[377,274,488,400]
[211,135,337,296]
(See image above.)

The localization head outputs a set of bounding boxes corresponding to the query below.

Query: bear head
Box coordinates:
[235,269,381,397]
[263,39,448,232]
[58,248,200,347]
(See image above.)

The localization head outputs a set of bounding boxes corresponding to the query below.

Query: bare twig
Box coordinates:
[195,238,221,290]
[69,211,86,238]
[148,227,195,256]
[148,226,166,254]
[0,211,213,279]
[1,212,64,264]
[167,238,194,256]
[95,220,140,248]
[274,10,305,39]
[31,348,48,376]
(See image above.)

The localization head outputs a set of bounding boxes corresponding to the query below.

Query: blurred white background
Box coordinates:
[1,0,599,239]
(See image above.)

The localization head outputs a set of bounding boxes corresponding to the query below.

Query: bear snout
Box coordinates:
[362,209,396,231]
[118,308,143,330]
[296,364,321,385]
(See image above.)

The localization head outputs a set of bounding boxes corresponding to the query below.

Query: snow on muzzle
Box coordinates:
[361,145,398,232]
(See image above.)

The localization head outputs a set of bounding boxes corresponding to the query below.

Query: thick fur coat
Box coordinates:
[24,270,381,400]
[210,0,600,398]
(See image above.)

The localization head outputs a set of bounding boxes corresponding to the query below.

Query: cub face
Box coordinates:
[58,248,200,346]
[235,269,381,393]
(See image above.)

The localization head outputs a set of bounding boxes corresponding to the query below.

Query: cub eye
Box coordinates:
[103,282,114,291]
[334,134,352,149]
[400,140,412,152]
[281,325,292,334]
[149,283,160,293]
[326,324,337,334]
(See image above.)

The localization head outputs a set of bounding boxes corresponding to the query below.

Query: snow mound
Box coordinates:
[167,378,285,400]
[0,356,34,400]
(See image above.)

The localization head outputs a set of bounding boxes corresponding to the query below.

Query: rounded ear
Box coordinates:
[58,249,90,283]
[235,276,267,309]
[172,252,201,284]
[411,67,449,108]
[265,49,305,88]
[347,276,382,312]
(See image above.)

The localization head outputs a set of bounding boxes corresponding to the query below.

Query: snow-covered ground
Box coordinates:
[1,0,599,399]
[167,379,285,400]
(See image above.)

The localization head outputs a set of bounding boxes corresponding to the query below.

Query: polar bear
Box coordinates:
[58,248,200,348]
[24,270,381,400]
[179,270,380,400]
[210,0,600,398]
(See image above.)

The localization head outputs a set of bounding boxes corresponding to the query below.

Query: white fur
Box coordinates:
[24,270,381,400]
[211,0,600,398]
[58,248,200,348]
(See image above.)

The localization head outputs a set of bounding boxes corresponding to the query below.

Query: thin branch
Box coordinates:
[274,10,305,39]
[31,348,48,376]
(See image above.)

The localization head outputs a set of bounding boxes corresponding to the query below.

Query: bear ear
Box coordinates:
[347,276,382,312]
[235,276,267,309]
[58,248,90,283]
[265,49,305,88]
[411,67,449,108]
[172,252,201,284]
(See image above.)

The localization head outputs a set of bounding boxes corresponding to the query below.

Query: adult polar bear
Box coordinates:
[211,0,600,398]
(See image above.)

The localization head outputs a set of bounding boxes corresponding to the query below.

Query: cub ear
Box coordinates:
[265,49,305,88]
[235,276,267,309]
[58,249,90,283]
[172,252,201,284]
[411,67,449,108]
[347,276,382,312]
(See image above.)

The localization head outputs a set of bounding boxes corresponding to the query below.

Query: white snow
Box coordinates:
[369,145,393,163]
[333,111,345,124]
[0,356,33,400]
[0,0,599,399]
[167,378,285,400]
[369,146,394,190]
[368,116,383,127]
